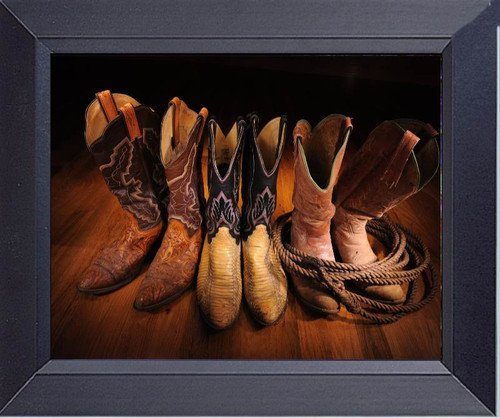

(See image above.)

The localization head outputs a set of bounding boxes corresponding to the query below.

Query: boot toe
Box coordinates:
[133,289,155,310]
[78,265,115,292]
[134,282,186,310]
[201,308,240,330]
[364,284,405,304]
[291,274,340,315]
[252,302,287,326]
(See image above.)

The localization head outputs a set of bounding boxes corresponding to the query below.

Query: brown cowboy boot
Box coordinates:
[290,115,353,314]
[78,91,165,294]
[197,117,245,330]
[333,119,439,303]
[241,113,288,326]
[134,98,208,310]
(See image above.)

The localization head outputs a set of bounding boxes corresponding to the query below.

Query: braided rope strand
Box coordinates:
[272,212,439,324]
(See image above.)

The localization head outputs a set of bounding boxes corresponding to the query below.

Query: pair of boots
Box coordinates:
[79,91,207,311]
[290,115,439,314]
[197,114,288,329]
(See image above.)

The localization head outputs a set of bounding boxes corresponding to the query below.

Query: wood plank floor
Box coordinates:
[51,137,441,360]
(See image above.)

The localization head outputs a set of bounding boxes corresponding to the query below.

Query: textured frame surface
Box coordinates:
[0,0,497,415]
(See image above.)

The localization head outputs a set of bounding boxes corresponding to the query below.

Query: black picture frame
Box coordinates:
[0,0,497,415]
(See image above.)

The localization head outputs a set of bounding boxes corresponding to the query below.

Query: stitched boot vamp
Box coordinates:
[79,221,163,292]
[135,221,203,309]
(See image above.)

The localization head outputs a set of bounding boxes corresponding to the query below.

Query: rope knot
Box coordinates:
[299,255,324,271]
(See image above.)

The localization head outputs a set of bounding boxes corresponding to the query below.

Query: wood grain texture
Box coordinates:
[51,135,441,359]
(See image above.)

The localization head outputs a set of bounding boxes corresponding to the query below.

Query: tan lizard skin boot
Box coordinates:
[134,98,208,310]
[241,113,288,326]
[290,115,353,314]
[197,117,245,330]
[78,91,165,294]
[333,119,439,304]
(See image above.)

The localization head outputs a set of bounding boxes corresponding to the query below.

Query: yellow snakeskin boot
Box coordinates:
[241,113,288,326]
[197,117,246,330]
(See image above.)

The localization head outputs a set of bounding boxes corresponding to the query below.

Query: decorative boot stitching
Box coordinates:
[206,191,241,243]
[99,137,161,230]
[166,141,203,235]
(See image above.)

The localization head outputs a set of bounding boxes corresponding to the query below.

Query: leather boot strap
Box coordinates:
[120,103,141,141]
[96,90,119,122]
[168,97,182,148]
[380,130,420,189]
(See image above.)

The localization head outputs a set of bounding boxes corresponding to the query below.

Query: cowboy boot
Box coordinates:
[241,113,288,326]
[197,117,245,330]
[78,91,165,294]
[333,119,439,303]
[290,115,353,314]
[134,98,208,310]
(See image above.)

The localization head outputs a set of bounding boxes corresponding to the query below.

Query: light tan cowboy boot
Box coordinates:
[79,91,165,294]
[241,113,288,326]
[134,98,208,310]
[290,115,353,314]
[333,119,439,303]
[197,117,246,330]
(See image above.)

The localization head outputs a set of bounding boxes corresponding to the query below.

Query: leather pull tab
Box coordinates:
[169,97,181,149]
[424,123,439,138]
[96,90,119,122]
[199,107,209,124]
[120,103,141,141]
[380,130,420,189]
[344,116,353,133]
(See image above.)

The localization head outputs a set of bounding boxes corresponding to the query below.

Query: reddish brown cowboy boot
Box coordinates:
[79,91,165,294]
[134,98,208,310]
[333,119,439,303]
[242,113,288,326]
[290,115,353,314]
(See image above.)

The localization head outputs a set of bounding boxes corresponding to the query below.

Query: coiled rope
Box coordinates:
[272,212,438,324]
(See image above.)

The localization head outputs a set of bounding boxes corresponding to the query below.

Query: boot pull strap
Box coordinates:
[199,107,209,124]
[424,123,439,138]
[169,97,182,149]
[120,103,141,141]
[96,90,119,122]
[380,130,420,189]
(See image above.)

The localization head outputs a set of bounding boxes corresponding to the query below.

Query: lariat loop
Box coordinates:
[272,211,438,325]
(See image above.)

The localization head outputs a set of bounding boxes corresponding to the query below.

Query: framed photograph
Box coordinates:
[1,0,497,415]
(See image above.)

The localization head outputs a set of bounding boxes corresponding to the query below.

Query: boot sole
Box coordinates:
[133,280,194,311]
[76,274,137,295]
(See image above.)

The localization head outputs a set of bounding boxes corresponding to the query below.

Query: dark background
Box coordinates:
[51,54,440,173]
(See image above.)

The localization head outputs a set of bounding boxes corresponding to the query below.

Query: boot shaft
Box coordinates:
[86,92,163,231]
[242,113,287,239]
[292,115,352,225]
[205,117,246,244]
[160,98,208,235]
[334,119,439,218]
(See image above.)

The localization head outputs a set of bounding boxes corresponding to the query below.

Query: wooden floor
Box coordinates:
[51,138,441,360]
